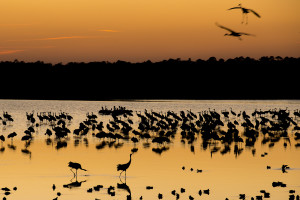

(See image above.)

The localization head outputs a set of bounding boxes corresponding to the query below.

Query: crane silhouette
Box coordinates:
[117,153,133,178]
[228,4,261,24]
[216,23,255,40]
[8,132,17,144]
[68,162,87,178]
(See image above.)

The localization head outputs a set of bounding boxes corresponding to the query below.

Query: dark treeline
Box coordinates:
[1,56,300,100]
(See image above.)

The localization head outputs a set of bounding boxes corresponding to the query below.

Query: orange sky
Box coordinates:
[1,0,300,63]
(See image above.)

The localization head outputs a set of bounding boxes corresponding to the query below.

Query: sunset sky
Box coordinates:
[1,0,299,63]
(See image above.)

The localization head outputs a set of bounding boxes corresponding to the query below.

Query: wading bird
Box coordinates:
[68,162,87,178]
[8,132,17,143]
[228,4,261,24]
[117,153,133,177]
[0,135,5,143]
[216,23,255,40]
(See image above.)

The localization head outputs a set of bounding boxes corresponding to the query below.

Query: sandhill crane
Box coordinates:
[228,4,261,24]
[7,132,17,143]
[216,23,255,40]
[117,153,133,177]
[68,162,87,178]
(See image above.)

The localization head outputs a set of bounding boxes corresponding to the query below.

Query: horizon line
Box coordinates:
[1,56,299,65]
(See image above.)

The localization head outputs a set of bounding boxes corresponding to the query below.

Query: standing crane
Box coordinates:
[68,162,87,178]
[117,153,133,177]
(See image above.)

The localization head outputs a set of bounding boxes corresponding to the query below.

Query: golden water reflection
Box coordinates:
[0,100,299,199]
[0,135,299,200]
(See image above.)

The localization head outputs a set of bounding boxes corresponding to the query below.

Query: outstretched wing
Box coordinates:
[249,9,261,18]
[215,23,235,33]
[227,6,241,10]
[240,32,256,37]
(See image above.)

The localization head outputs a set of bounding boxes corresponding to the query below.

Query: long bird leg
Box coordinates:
[70,169,76,177]
[119,170,124,177]
[246,14,248,24]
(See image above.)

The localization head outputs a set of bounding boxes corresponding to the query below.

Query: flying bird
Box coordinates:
[228,4,261,24]
[216,23,255,40]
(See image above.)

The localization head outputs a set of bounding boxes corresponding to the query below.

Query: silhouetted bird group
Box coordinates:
[1,106,300,199]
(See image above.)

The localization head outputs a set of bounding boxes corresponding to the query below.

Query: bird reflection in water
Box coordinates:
[45,138,53,146]
[21,136,32,159]
[55,140,67,150]
[7,144,16,151]
[21,148,32,159]
[117,176,132,200]
[63,179,87,189]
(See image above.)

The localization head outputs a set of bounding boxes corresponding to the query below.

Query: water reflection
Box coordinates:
[117,177,131,199]
[0,102,300,199]
[63,179,87,189]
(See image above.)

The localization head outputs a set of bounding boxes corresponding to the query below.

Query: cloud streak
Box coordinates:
[0,50,24,55]
[6,36,95,42]
[37,36,89,41]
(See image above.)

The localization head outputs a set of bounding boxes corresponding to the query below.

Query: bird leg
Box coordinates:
[119,170,124,178]
[241,14,244,24]
[246,14,248,24]
[70,169,76,177]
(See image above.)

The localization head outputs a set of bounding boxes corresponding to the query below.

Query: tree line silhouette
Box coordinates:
[1,56,299,100]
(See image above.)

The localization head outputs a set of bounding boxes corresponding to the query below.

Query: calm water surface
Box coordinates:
[0,99,299,200]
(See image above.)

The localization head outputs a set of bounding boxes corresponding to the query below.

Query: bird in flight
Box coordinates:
[228,4,261,24]
[216,23,255,40]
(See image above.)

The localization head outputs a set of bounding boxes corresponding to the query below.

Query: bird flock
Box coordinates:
[0,106,300,199]
[216,3,261,40]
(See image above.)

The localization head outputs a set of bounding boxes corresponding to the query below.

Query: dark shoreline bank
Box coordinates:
[2,56,300,100]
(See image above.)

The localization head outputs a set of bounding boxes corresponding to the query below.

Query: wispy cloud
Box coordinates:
[6,36,93,42]
[37,36,89,41]
[6,35,109,43]
[0,50,24,55]
[97,29,119,33]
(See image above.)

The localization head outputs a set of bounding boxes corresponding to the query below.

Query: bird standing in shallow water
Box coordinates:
[117,153,133,178]
[68,162,87,178]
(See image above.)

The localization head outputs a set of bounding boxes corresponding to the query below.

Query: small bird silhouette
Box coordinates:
[0,135,5,143]
[216,23,255,40]
[7,132,17,142]
[228,4,261,24]
[117,153,133,177]
[68,162,87,177]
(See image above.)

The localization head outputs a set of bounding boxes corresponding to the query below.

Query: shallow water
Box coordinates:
[0,99,299,200]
